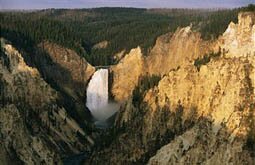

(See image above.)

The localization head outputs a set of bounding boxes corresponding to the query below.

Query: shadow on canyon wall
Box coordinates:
[1,30,93,130]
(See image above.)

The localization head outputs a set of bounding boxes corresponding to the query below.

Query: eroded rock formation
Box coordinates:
[38,41,95,100]
[110,47,144,102]
[0,39,94,164]
[111,20,214,102]
[217,12,255,58]
[146,26,214,76]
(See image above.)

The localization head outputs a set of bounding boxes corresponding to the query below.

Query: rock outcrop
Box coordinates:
[110,47,144,102]
[147,56,254,164]
[111,24,214,102]
[218,12,255,58]
[92,40,108,49]
[147,11,255,165]
[29,41,95,123]
[146,26,213,76]
[38,41,95,100]
[0,39,94,164]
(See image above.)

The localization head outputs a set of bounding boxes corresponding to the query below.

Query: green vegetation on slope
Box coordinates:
[240,4,255,12]
[132,75,161,107]
[194,51,221,71]
[1,6,252,66]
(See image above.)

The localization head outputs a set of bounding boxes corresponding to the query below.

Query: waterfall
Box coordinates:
[86,69,118,121]
[86,69,108,112]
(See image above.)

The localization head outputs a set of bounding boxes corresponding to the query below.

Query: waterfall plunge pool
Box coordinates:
[86,69,119,128]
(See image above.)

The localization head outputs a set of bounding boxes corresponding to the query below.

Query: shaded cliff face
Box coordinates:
[38,41,95,100]
[0,39,94,164]
[24,41,96,123]
[89,12,255,164]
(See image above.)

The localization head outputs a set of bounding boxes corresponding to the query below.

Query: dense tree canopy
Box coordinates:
[0,6,251,66]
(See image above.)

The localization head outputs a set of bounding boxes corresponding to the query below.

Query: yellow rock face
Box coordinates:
[218,12,255,58]
[110,27,214,102]
[146,26,214,76]
[110,12,255,105]
[94,12,255,164]
[110,47,144,102]
[146,12,255,164]
[147,57,254,164]
[146,56,253,132]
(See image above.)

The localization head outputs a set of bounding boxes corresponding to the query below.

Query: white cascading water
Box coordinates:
[86,69,118,122]
[86,69,108,112]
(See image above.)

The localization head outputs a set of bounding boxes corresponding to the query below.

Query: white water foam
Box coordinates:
[86,69,118,121]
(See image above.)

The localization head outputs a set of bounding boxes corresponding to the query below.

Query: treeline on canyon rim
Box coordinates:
[0,5,254,66]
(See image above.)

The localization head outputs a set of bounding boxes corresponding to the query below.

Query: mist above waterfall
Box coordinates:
[86,69,118,121]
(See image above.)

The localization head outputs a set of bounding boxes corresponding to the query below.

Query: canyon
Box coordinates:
[89,11,255,164]
[0,9,254,165]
